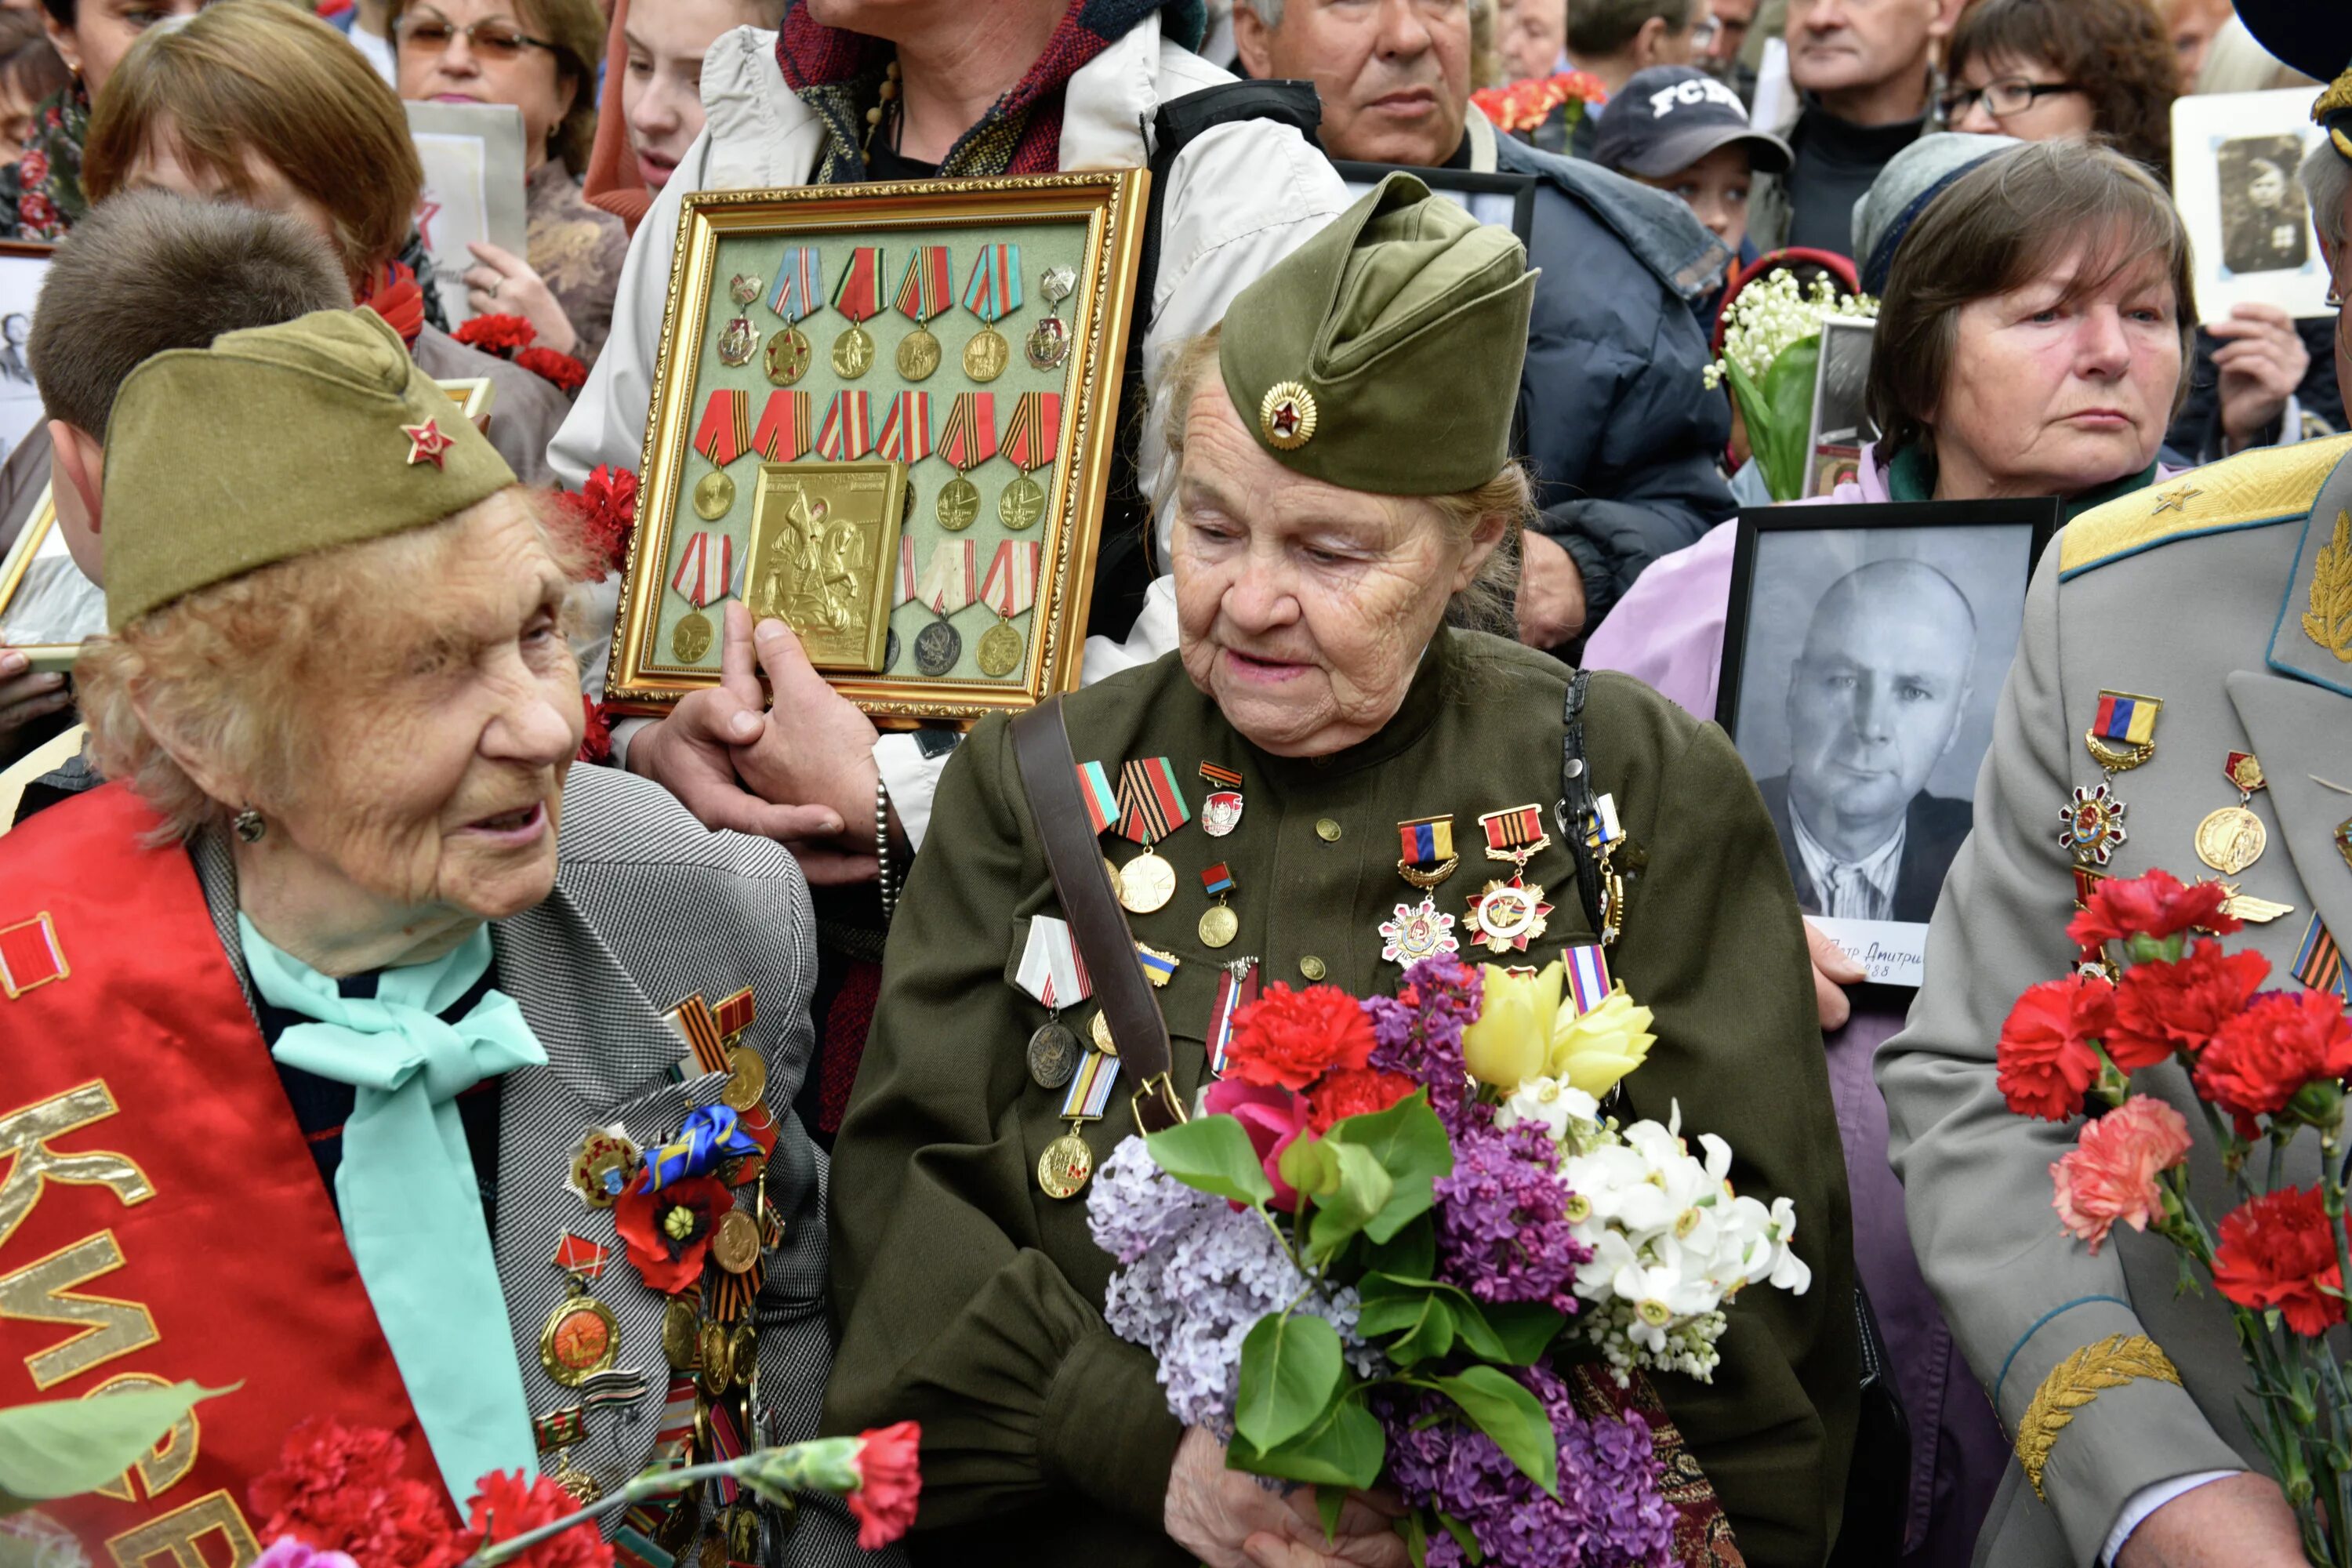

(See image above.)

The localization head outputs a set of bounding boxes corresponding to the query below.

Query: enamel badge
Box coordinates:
[1466,879,1552,954]
[1380,897,1460,964]
[2061,782,2129,866]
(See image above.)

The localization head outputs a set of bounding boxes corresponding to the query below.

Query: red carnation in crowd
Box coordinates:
[563,463,639,577]
[1224,982,1377,1091]
[2192,990,2352,1132]
[515,345,588,394]
[576,696,613,764]
[1995,974,2114,1121]
[452,312,537,354]
[2104,941,2270,1069]
[612,1171,733,1294]
[247,1420,466,1568]
[847,1421,923,1550]
[1305,1065,1417,1133]
[454,1472,612,1568]
[2212,1184,2348,1336]
[2050,1094,2192,1254]
[2067,868,2240,950]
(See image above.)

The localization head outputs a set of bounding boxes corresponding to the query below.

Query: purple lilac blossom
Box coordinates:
[1434,1119,1591,1316]
[1381,1365,1675,1568]
[1364,956,1483,1134]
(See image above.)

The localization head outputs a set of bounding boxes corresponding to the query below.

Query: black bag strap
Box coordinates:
[1557,670,1604,935]
[1009,697,1185,1133]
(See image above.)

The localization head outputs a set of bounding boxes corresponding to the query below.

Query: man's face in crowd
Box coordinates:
[1698,0,1755,68]
[1236,0,1471,168]
[1784,564,1974,852]
[1494,0,1564,85]
[1784,0,1941,97]
[2163,0,2230,88]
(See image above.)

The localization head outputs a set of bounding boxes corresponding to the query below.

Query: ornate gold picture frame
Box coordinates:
[605,170,1149,725]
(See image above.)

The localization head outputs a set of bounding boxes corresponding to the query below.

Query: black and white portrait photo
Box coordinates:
[1716,503,2057,982]
[2170,89,2331,319]
[0,249,51,464]
[1804,315,1878,499]
[2216,132,2311,277]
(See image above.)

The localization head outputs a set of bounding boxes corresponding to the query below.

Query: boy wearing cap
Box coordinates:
[1594,65,1791,259]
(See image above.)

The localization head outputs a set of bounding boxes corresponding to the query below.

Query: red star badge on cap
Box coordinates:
[402,418,455,469]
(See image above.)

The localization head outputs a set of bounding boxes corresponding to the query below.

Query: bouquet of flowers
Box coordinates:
[451,313,590,397]
[1088,955,1811,1567]
[1701,270,1878,501]
[1996,869,2352,1564]
[1469,71,1610,143]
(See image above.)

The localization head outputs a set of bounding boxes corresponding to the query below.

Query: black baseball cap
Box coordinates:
[1592,66,1794,180]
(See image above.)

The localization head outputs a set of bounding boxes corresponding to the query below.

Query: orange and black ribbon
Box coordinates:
[893,245,952,325]
[939,392,997,473]
[1003,390,1062,474]
[1114,757,1190,845]
[752,390,811,463]
[692,389,751,466]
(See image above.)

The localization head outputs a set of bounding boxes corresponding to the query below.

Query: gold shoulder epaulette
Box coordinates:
[2060,434,2352,580]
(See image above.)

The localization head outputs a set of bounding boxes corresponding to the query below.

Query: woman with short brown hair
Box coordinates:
[1942,0,2177,177]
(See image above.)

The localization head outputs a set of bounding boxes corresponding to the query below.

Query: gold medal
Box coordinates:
[696,1319,732,1397]
[1120,847,1176,913]
[539,1291,617,1387]
[976,618,1024,677]
[763,325,811,386]
[831,324,874,378]
[1038,1131,1094,1199]
[1103,855,1126,905]
[672,609,713,665]
[998,472,1045,531]
[692,469,735,521]
[1091,1009,1117,1056]
[1200,904,1239,949]
[2196,806,2267,876]
[963,325,1010,382]
[727,1503,762,1560]
[547,1451,601,1505]
[721,1044,767,1112]
[729,1323,757,1390]
[662,1298,700,1370]
[710,1207,760,1275]
[656,1490,702,1555]
[936,474,981,531]
[1466,877,1554,954]
[896,325,941,380]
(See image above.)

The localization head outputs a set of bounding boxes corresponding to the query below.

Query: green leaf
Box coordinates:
[1146,1116,1274,1208]
[1279,1134,1340,1200]
[1477,1301,1571,1366]
[1308,1142,1396,1259]
[1758,332,1823,501]
[1388,1294,1457,1366]
[1435,1367,1559,1498]
[1354,1287,1428,1339]
[1229,1395,1386,1490]
[1316,1483,1346,1542]
[1235,1313,1345,1451]
[1719,353,1778,495]
[1403,1509,1431,1568]
[1365,1219,1436,1281]
[1435,1509,1485,1564]
[0,1382,233,1511]
[1323,1092,1453,1243]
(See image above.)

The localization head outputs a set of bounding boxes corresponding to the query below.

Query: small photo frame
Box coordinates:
[1331,162,1537,245]
[1801,315,1877,500]
[1716,499,2060,985]
[0,486,95,671]
[0,241,53,468]
[606,170,1149,724]
[2170,86,2332,321]
[403,101,529,329]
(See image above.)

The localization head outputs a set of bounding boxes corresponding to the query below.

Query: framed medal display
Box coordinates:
[605,171,1149,724]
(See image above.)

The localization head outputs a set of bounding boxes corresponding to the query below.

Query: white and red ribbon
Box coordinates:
[894,535,918,608]
[916,538,976,616]
[816,391,873,461]
[981,539,1040,619]
[670,532,733,608]
[1014,914,1093,1009]
[877,391,932,463]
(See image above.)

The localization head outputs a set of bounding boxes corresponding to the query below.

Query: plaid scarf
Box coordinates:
[776,0,1206,184]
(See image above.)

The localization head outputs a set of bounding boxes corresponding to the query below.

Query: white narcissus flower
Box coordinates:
[1493,1075,1602,1148]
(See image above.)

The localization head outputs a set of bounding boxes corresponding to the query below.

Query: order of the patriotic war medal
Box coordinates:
[1027,1021,1080,1089]
[1037,1131,1093,1200]
[997,474,1045,531]
[936,474,982,532]
[1466,878,1552,954]
[672,610,713,665]
[896,325,941,381]
[692,468,734,521]
[763,325,811,386]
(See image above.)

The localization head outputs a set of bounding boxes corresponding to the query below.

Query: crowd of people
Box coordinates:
[0,0,2348,1566]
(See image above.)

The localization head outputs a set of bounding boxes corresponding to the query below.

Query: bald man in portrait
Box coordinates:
[1757,559,1978,924]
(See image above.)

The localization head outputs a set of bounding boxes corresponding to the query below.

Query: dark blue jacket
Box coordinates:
[1491,133,1737,645]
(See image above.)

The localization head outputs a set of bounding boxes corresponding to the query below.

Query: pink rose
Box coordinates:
[1203,1077,1313,1212]
[2050,1094,2194,1254]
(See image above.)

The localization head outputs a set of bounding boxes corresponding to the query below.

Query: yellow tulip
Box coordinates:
[1548,987,1657,1097]
[1461,961,1562,1091]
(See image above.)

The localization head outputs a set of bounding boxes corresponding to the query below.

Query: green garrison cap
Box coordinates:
[1218,171,1537,495]
[102,308,516,631]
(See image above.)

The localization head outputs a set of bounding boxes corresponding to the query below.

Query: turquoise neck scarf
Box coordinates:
[1887,442,2161,521]
[238,915,544,1507]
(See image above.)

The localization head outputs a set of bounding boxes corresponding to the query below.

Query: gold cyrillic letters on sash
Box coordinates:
[103,1490,258,1568]
[88,1372,201,1502]
[0,1081,155,1250]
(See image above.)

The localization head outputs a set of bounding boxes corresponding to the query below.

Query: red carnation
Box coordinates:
[1225,982,1377,1092]
[248,1420,466,1568]
[1305,1066,1417,1133]
[2067,868,2240,950]
[515,345,588,394]
[612,1170,732,1295]
[2105,941,2270,1069]
[576,696,613,764]
[453,1471,611,1568]
[2212,1184,2347,1336]
[2193,989,2352,1132]
[1996,975,2114,1121]
[557,463,638,578]
[452,312,537,353]
[847,1422,923,1550]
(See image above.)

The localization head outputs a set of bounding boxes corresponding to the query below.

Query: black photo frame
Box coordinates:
[1330,162,1538,246]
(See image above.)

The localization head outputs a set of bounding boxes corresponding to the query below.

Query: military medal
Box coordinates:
[1040,1048,1122,1199]
[721,1044,766,1112]
[2196,750,2269,876]
[1200,763,1244,836]
[1120,842,1177,913]
[1137,942,1181,986]
[696,1318,733,1396]
[691,470,735,522]
[891,245,951,381]
[534,1409,601,1504]
[752,388,811,466]
[540,1234,620,1388]
[668,532,731,665]
[935,393,996,532]
[1465,879,1552,954]
[2296,915,2348,1002]
[1379,896,1458,964]
[912,538,975,676]
[1207,959,1261,1076]
[976,539,1040,678]
[710,1207,760,1275]
[717,272,761,366]
[829,245,884,378]
[1014,914,1092,1091]
[1397,815,1458,887]
[1479,803,1551,866]
[2061,782,2129,866]
[1199,864,1240,948]
[959,243,1019,383]
[1583,793,1629,948]
[1090,1008,1117,1056]
[662,1298,701,1371]
[568,1125,641,1208]
[1025,264,1076,370]
[2085,689,2162,773]
[763,247,821,387]
[998,390,1060,531]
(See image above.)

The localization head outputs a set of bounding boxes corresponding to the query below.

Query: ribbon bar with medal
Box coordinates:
[1026,264,1077,370]
[1200,762,1244,837]
[2198,750,2269,876]
[764,245,820,385]
[1112,757,1190,915]
[1075,760,1120,834]
[541,1234,619,1389]
[1014,913,1092,1089]
[978,539,1040,677]
[1397,814,1458,887]
[913,538,975,675]
[691,390,750,521]
[1468,803,1552,953]
[717,271,760,366]
[892,245,952,381]
[829,245,884,377]
[960,243,1021,383]
[815,390,874,462]
[1199,863,1238,949]
[2085,689,2162,773]
[999,391,1061,532]
[1041,1048,1122,1199]
[936,392,996,533]
[668,532,731,665]
[752,390,811,463]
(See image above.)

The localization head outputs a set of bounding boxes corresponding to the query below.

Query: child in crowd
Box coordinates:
[1592,63,1790,260]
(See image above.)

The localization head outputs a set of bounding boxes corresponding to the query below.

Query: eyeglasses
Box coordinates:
[395,11,557,60]
[1937,77,2085,122]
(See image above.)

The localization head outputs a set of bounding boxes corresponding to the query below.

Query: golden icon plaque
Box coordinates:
[743,459,908,674]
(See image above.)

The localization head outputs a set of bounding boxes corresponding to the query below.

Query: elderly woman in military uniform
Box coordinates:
[0,310,877,1565]
[1875,6,2352,1564]
[823,176,1859,1568]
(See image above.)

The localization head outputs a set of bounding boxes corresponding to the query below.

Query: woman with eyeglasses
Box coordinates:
[391,0,626,368]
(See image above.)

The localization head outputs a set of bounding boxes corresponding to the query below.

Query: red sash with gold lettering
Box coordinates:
[0,783,430,1560]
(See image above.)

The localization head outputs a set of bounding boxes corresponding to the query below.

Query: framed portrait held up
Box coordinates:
[1330,162,1538,245]
[2170,86,2332,321]
[605,170,1149,724]
[0,488,92,673]
[0,241,52,468]
[1716,499,2061,985]
[1800,315,1876,500]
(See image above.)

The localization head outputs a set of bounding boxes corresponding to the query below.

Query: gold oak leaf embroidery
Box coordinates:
[2303,510,2352,662]
[2015,1334,2183,1501]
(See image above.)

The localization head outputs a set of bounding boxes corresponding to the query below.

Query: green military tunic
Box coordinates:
[824,626,1860,1566]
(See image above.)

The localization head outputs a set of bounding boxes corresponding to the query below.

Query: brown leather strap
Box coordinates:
[1009,699,1185,1132]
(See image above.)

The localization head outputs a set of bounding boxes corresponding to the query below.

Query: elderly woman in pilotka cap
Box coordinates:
[824,175,1858,1568]
[0,310,880,1565]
